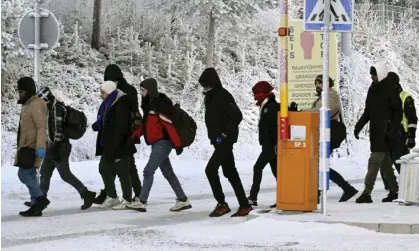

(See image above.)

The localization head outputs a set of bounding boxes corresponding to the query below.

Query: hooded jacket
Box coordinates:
[199,68,243,144]
[131,78,182,149]
[257,94,278,146]
[355,62,403,152]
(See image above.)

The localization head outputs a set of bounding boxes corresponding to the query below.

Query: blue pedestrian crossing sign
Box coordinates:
[304,0,354,32]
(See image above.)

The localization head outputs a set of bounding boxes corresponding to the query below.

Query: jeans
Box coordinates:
[140,140,187,203]
[18,167,43,205]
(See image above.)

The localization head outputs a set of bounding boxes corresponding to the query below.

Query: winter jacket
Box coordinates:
[199,68,243,145]
[132,93,182,149]
[308,88,342,120]
[46,98,68,145]
[355,62,403,152]
[14,95,48,168]
[95,90,136,159]
[258,95,278,146]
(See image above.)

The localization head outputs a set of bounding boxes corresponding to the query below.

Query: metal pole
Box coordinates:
[320,0,332,217]
[340,32,351,156]
[279,0,289,140]
[34,0,41,184]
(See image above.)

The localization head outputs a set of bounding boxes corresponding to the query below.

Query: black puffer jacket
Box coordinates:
[355,62,403,152]
[258,95,278,146]
[199,68,243,145]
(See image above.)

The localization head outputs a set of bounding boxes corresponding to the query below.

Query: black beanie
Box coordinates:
[140,78,159,99]
[104,64,124,82]
[17,77,37,104]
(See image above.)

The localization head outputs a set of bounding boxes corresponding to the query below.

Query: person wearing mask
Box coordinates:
[92,81,135,209]
[94,64,142,204]
[127,78,191,213]
[15,77,50,216]
[23,87,96,210]
[381,72,417,190]
[306,75,358,202]
[354,62,402,203]
[198,68,253,217]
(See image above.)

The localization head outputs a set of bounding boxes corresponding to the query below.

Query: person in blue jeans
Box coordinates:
[127,78,191,212]
[14,77,50,217]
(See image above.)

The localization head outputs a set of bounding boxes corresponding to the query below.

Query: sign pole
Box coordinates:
[278,0,289,140]
[34,0,41,88]
[320,0,332,217]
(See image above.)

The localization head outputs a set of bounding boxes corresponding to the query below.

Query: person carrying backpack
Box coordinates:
[27,87,96,210]
[126,78,191,213]
[94,64,143,205]
[199,68,253,217]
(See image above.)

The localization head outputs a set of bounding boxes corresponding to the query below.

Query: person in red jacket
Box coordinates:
[126,78,191,213]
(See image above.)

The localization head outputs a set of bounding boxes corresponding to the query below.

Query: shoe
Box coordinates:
[24,201,32,207]
[132,196,141,202]
[102,197,120,208]
[112,199,132,210]
[247,197,258,206]
[19,206,42,217]
[355,194,373,204]
[81,190,96,210]
[170,199,192,212]
[93,189,107,205]
[339,186,358,202]
[33,196,50,212]
[382,192,398,202]
[269,203,276,208]
[231,206,253,217]
[126,200,147,212]
[209,203,231,217]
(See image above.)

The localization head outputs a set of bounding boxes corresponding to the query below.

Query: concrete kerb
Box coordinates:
[247,209,419,234]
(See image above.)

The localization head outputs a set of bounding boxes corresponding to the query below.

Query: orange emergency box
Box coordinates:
[276,111,320,211]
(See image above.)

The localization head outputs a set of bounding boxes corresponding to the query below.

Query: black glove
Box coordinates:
[52,143,62,162]
[406,138,416,149]
[176,148,183,155]
[288,102,299,111]
[92,122,99,132]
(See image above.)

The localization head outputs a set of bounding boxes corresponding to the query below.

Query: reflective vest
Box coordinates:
[400,91,412,133]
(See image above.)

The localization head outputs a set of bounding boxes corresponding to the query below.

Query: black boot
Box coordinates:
[339,184,358,202]
[33,196,50,212]
[81,190,96,210]
[269,203,276,208]
[382,192,398,202]
[24,201,32,207]
[19,206,42,217]
[355,194,373,204]
[93,189,107,205]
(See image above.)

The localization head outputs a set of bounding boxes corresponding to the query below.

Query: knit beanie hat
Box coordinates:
[252,81,274,106]
[101,81,117,94]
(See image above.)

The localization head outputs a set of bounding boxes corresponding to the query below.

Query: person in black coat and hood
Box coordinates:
[354,62,402,203]
[199,67,253,217]
[94,64,142,204]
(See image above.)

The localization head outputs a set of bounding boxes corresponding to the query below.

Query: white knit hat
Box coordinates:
[100,81,117,94]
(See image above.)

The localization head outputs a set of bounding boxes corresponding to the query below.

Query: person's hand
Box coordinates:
[406,138,416,149]
[216,133,227,145]
[176,148,183,155]
[288,102,299,111]
[92,122,99,132]
[36,148,46,159]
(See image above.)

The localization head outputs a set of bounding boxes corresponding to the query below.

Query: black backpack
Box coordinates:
[64,106,87,140]
[171,104,197,148]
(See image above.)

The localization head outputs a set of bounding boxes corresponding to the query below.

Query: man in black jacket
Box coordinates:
[31,87,96,210]
[381,72,417,189]
[354,62,402,203]
[199,68,252,217]
[94,64,142,204]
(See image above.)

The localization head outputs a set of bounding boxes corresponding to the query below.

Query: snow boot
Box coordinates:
[126,200,147,212]
[269,203,276,209]
[33,196,50,212]
[231,206,253,217]
[355,194,373,204]
[102,197,120,209]
[247,197,258,206]
[209,203,231,217]
[93,189,107,205]
[382,192,398,202]
[19,206,42,217]
[24,201,32,207]
[170,199,192,212]
[339,185,358,202]
[81,190,96,210]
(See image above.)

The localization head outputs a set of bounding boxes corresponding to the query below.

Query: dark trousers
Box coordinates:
[129,155,142,197]
[363,152,398,195]
[382,133,409,190]
[40,143,86,195]
[205,143,249,208]
[249,144,277,200]
[99,155,132,201]
[330,168,351,190]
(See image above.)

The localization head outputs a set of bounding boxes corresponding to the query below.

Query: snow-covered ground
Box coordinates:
[2,155,419,250]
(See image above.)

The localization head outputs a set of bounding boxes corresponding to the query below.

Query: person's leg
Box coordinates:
[380,152,399,194]
[18,167,44,201]
[269,156,277,179]
[249,147,274,201]
[362,152,385,195]
[160,157,187,201]
[99,155,117,198]
[114,156,132,202]
[205,145,229,205]
[129,154,142,197]
[39,148,55,195]
[392,134,409,174]
[329,168,347,188]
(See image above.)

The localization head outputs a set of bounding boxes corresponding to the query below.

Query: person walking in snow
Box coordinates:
[24,87,96,210]
[92,81,136,209]
[15,77,50,217]
[94,64,142,205]
[381,72,417,190]
[354,62,402,203]
[247,81,278,208]
[306,75,358,202]
[126,78,191,212]
[198,68,253,217]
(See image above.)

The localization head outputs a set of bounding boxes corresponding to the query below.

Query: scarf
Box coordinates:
[96,90,118,146]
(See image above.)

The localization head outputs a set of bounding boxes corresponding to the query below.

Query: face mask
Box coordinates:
[316,87,322,95]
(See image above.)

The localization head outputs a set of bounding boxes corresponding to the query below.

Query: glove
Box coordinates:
[406,138,416,149]
[288,102,299,111]
[52,143,62,162]
[176,148,183,155]
[36,148,46,159]
[353,129,360,140]
[92,122,99,132]
[216,133,227,145]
